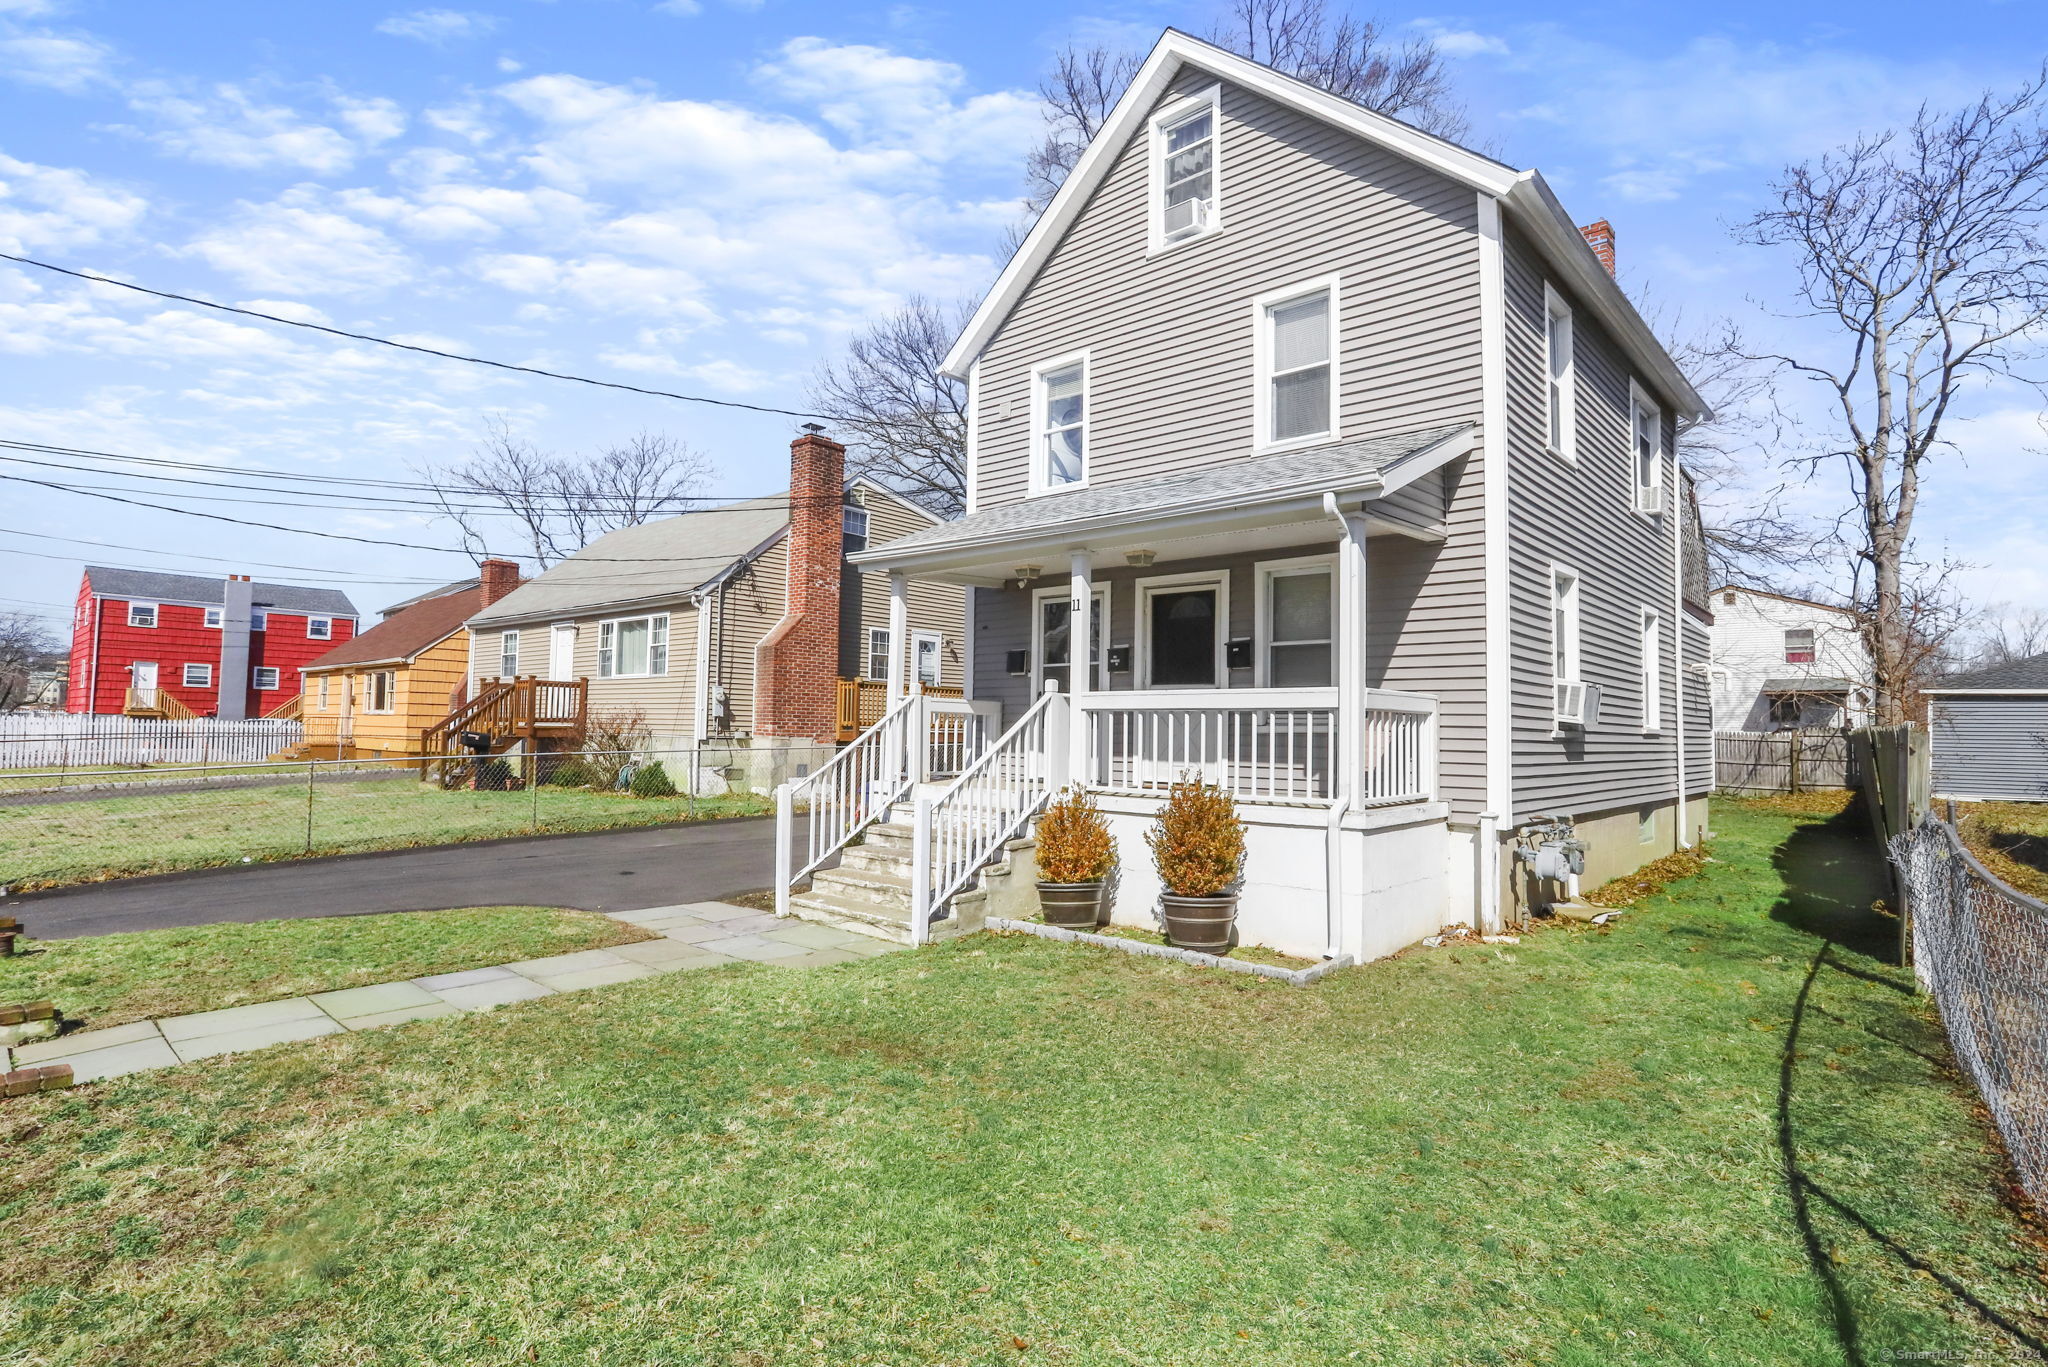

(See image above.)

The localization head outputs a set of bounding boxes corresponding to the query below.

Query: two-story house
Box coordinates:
[782,30,1713,960]
[1707,585,1871,731]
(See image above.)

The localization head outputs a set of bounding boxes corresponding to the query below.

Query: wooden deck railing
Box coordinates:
[263,693,303,722]
[834,678,963,742]
[123,687,198,721]
[420,675,588,773]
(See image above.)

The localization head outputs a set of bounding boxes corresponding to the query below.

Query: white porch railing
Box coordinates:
[909,685,1067,945]
[1357,688,1436,806]
[775,691,921,916]
[924,695,1002,779]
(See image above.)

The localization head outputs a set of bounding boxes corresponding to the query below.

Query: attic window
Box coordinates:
[1150,87,1221,251]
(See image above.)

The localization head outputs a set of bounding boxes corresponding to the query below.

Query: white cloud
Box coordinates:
[0,0,61,14]
[753,37,1040,164]
[1409,21,1509,59]
[118,83,403,174]
[376,9,500,44]
[651,0,701,13]
[0,153,146,252]
[0,30,112,91]
[184,191,415,295]
[472,251,717,321]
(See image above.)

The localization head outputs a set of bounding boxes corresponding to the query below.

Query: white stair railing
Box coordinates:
[909,684,1069,945]
[775,690,921,917]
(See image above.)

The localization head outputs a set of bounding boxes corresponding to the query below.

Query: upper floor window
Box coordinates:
[203,607,223,629]
[1151,87,1220,251]
[1631,385,1665,515]
[842,504,869,553]
[1784,628,1815,664]
[308,616,332,640]
[1033,355,1088,493]
[1255,279,1338,449]
[252,666,280,691]
[1543,284,1576,459]
[127,602,157,628]
[251,610,268,632]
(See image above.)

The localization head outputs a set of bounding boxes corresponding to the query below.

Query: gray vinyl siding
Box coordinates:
[1502,220,1698,817]
[967,70,1490,815]
[1932,696,2048,801]
[847,490,964,688]
[465,600,702,740]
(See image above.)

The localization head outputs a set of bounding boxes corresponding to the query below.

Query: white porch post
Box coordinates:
[692,592,713,745]
[1328,497,1371,803]
[1067,550,1092,787]
[886,571,910,705]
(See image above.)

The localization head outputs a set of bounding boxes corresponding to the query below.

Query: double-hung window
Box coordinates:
[308,616,332,640]
[842,505,869,553]
[1551,566,1583,724]
[499,630,520,678]
[597,614,668,678]
[317,675,330,710]
[367,670,395,713]
[251,610,268,632]
[1256,279,1337,448]
[1258,559,1335,687]
[866,627,892,682]
[203,607,223,629]
[1544,284,1576,459]
[1784,628,1815,664]
[252,666,280,691]
[1152,88,1219,248]
[128,602,157,628]
[1033,356,1088,492]
[1640,609,1662,732]
[1631,384,1665,515]
[182,663,212,688]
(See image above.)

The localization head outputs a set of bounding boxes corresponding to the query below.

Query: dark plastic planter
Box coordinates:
[1160,893,1239,954]
[1038,881,1106,928]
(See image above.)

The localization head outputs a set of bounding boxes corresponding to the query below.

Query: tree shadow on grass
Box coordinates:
[1769,798,1901,967]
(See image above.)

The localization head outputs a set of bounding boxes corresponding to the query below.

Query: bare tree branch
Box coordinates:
[806,295,970,518]
[0,610,62,712]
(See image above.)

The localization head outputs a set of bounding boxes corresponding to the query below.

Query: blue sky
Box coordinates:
[2,0,2044,637]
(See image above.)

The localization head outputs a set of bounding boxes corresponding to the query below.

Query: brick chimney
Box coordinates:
[756,428,846,739]
[1579,219,1616,275]
[479,557,521,607]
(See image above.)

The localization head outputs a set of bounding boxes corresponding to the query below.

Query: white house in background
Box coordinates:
[775,29,1714,964]
[1707,585,1871,731]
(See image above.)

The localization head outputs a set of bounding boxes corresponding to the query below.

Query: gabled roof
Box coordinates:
[1710,584,1855,618]
[1926,652,2048,693]
[944,28,1704,422]
[304,583,496,672]
[853,423,1470,568]
[84,566,357,617]
[379,577,480,618]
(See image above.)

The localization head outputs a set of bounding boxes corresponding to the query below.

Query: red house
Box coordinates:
[68,567,359,718]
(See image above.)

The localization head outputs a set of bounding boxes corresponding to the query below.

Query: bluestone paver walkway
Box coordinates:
[6,903,897,1084]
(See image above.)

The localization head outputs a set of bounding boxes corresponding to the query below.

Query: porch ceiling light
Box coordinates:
[1124,549,1157,568]
[1013,564,1043,582]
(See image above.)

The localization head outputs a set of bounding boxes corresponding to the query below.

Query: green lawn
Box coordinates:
[2,798,2041,1365]
[0,908,650,1029]
[0,779,771,890]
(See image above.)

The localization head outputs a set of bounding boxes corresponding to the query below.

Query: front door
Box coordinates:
[1146,587,1218,687]
[1035,589,1106,695]
[913,632,942,689]
[130,661,158,706]
[548,624,576,680]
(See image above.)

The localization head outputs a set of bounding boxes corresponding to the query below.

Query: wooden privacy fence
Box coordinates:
[1714,729,1857,794]
[0,714,303,768]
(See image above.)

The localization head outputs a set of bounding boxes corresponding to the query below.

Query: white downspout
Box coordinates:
[1672,446,1692,850]
[692,592,713,745]
[1476,191,1512,934]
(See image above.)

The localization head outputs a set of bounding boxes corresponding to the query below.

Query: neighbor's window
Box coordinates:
[251,610,268,631]
[499,630,519,678]
[308,616,332,640]
[1261,284,1335,446]
[597,614,668,678]
[128,602,157,628]
[1632,388,1665,513]
[253,666,280,690]
[1544,286,1576,458]
[1156,97,1217,245]
[182,663,212,688]
[203,607,223,628]
[1640,609,1662,732]
[866,627,892,682]
[1264,565,1334,687]
[1036,359,1087,490]
[1784,628,1815,664]
[367,670,395,713]
[317,675,330,710]
[1551,566,1581,696]
[842,504,869,553]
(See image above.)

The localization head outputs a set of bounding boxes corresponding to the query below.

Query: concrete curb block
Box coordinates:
[987,918,1352,986]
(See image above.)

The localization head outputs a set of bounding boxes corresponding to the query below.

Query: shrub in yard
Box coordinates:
[1036,785,1115,883]
[472,759,516,792]
[1146,775,1244,897]
[583,708,652,790]
[629,761,678,798]
[542,758,595,788]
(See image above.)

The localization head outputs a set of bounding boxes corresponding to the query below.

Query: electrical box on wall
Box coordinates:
[1225,638,1253,670]
[1107,645,1132,673]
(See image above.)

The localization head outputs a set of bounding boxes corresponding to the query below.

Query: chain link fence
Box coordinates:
[0,744,833,893]
[1890,814,2048,1211]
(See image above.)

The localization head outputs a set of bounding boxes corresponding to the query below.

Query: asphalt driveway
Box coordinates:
[3,816,787,940]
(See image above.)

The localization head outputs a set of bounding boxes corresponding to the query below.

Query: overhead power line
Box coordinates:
[0,250,838,422]
[0,527,450,584]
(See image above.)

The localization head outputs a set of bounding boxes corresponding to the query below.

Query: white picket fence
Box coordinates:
[0,713,303,768]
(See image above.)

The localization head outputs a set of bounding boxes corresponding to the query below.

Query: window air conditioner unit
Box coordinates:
[1635,481,1666,516]
[1554,680,1603,729]
[1163,196,1211,239]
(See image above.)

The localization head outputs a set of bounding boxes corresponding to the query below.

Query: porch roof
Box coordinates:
[851,423,1473,582]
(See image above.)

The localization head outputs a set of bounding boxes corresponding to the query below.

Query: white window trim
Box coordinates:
[1146,83,1224,256]
[912,630,944,688]
[499,629,520,679]
[1550,562,1582,735]
[1629,379,1667,517]
[1251,554,1337,688]
[1030,583,1111,695]
[251,610,268,631]
[203,607,223,629]
[1640,607,1663,734]
[595,612,670,679]
[866,626,893,682]
[182,663,212,688]
[1135,570,1231,691]
[317,675,330,710]
[366,669,396,714]
[252,666,281,691]
[128,602,158,628]
[1542,282,1577,462]
[1251,275,1342,455]
[307,616,333,640]
[1027,350,1092,497]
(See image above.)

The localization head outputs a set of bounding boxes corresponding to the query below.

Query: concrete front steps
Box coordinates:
[786,789,1044,946]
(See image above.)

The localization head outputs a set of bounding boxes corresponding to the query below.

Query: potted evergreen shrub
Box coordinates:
[1146,775,1246,954]
[1035,784,1115,927]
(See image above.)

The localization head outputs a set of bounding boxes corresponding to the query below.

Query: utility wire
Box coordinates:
[0,250,838,422]
[0,527,450,584]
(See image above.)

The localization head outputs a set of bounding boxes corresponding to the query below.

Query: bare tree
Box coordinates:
[1025,0,1469,208]
[0,611,61,712]
[1734,70,2048,723]
[1956,603,2048,671]
[807,296,970,518]
[421,418,711,567]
